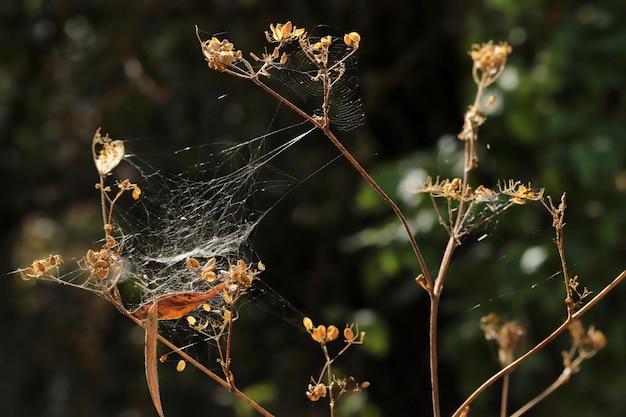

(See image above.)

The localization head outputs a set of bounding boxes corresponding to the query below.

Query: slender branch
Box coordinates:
[509,368,571,417]
[452,268,626,417]
[252,77,431,285]
[500,374,510,417]
[101,289,274,417]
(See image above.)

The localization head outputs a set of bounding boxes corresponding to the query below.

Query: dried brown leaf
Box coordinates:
[131,282,227,320]
[145,299,164,417]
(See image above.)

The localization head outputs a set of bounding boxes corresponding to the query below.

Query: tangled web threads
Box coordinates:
[105,123,316,315]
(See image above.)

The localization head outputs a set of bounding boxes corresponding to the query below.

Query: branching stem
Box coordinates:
[452,267,626,417]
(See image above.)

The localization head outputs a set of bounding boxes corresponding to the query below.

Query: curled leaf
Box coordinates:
[92,128,125,176]
[130,282,227,320]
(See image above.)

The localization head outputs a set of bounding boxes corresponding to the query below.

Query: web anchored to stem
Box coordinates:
[15,20,626,417]
[197,23,625,417]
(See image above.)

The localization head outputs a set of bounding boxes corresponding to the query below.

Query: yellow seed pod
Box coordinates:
[327,325,339,341]
[343,32,361,48]
[34,261,47,272]
[202,270,216,282]
[187,316,197,326]
[344,327,354,341]
[205,258,216,269]
[132,185,142,200]
[202,303,211,312]
[176,360,186,372]
[313,383,327,397]
[311,325,326,343]
[303,317,314,331]
[186,258,200,268]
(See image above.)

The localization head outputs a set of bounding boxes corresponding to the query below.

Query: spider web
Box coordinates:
[264,26,366,132]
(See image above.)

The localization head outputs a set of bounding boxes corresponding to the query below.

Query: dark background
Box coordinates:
[2,1,626,416]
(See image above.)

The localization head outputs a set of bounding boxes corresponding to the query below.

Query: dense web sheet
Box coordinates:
[117,123,315,301]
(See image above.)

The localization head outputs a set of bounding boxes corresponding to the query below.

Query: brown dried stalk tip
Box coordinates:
[265,21,306,43]
[470,41,512,83]
[480,313,525,367]
[499,180,544,205]
[196,26,243,72]
[220,259,264,289]
[20,255,64,280]
[118,179,141,201]
[306,382,327,402]
[568,320,607,358]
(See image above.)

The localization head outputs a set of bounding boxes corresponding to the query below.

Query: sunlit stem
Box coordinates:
[321,344,336,417]
[428,72,491,417]
[500,374,510,417]
[251,76,431,285]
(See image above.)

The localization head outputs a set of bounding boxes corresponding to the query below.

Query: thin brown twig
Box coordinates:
[452,268,626,417]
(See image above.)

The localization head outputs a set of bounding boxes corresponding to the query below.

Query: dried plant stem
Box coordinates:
[428,75,486,417]
[321,344,336,417]
[102,292,275,417]
[452,268,626,417]
[500,374,510,417]
[252,77,431,284]
[509,368,570,417]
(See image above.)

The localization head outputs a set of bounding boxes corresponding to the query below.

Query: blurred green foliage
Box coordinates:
[2,1,626,417]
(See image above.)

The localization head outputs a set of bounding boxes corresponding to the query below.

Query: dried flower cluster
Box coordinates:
[470,40,512,85]
[302,317,367,408]
[480,313,526,367]
[565,320,607,368]
[197,21,359,82]
[198,35,243,72]
[19,254,64,281]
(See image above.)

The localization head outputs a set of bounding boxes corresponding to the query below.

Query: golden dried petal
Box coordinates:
[132,185,142,200]
[186,258,200,268]
[202,270,216,282]
[327,325,339,341]
[187,316,197,326]
[343,327,354,341]
[176,360,186,372]
[303,317,314,330]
